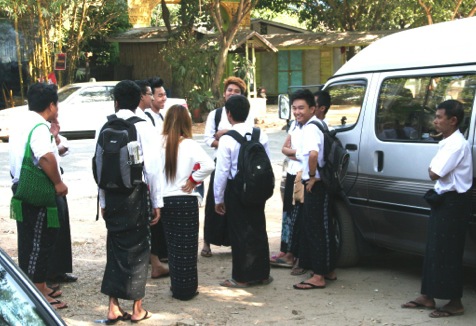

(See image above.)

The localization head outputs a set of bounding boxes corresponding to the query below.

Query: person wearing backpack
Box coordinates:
[201,77,254,258]
[95,80,161,323]
[290,89,337,290]
[214,95,273,288]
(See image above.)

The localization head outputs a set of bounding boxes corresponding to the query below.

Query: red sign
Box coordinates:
[54,53,66,71]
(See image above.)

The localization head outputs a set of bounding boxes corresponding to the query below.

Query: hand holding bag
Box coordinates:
[10,123,59,228]
[293,171,305,204]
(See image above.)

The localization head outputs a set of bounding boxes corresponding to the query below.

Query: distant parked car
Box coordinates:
[0,247,66,325]
[0,81,187,141]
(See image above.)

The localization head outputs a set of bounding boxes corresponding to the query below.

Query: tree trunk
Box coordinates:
[418,0,433,25]
[13,5,24,101]
[211,41,229,99]
[36,0,48,80]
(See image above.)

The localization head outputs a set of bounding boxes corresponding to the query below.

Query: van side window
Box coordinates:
[326,81,366,129]
[376,75,476,142]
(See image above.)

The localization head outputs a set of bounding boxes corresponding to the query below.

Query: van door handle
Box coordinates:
[375,150,384,172]
[346,144,357,151]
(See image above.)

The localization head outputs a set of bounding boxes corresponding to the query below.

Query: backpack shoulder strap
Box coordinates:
[144,111,156,126]
[107,114,117,121]
[214,107,223,133]
[225,130,245,145]
[308,120,326,133]
[251,127,261,141]
[126,116,146,125]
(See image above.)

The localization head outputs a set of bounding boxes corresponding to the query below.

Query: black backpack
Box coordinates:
[92,114,145,193]
[309,121,350,195]
[226,127,275,206]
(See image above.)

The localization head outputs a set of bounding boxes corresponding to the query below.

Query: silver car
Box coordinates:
[0,247,66,325]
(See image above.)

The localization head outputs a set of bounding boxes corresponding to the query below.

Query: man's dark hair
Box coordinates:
[438,99,464,125]
[113,80,141,111]
[225,95,249,123]
[27,83,58,113]
[290,89,316,108]
[134,80,151,95]
[314,90,331,114]
[148,77,164,93]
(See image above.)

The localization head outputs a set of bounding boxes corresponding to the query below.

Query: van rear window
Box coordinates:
[376,74,476,142]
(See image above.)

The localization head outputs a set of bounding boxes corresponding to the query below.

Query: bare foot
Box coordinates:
[151,264,169,279]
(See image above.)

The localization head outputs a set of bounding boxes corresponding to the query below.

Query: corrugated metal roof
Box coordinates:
[263,30,398,48]
[108,26,398,50]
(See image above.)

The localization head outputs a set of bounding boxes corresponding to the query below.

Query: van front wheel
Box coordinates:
[333,200,360,267]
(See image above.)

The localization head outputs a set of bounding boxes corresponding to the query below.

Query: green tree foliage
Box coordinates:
[256,0,475,31]
[208,0,259,98]
[0,0,129,86]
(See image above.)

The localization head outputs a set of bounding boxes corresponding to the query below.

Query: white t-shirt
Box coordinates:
[9,111,59,183]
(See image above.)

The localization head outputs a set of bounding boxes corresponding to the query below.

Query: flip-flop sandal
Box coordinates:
[131,310,152,323]
[429,309,464,318]
[50,299,68,310]
[270,258,293,268]
[200,249,212,257]
[220,279,250,288]
[401,300,435,310]
[290,267,308,276]
[325,276,337,281]
[293,281,325,290]
[48,289,62,298]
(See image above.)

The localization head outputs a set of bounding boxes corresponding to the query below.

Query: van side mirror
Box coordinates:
[278,94,290,120]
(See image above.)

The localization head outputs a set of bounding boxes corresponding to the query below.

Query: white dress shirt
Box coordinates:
[135,107,155,126]
[429,129,472,194]
[286,120,303,175]
[158,136,214,207]
[296,116,324,180]
[214,123,270,204]
[96,109,162,209]
[204,106,255,154]
[145,108,164,131]
[10,111,59,183]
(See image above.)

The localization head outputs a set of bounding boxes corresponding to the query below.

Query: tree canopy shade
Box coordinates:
[0,0,130,87]
[256,0,476,31]
[208,0,259,98]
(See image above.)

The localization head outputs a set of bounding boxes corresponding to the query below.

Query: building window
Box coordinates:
[260,24,268,35]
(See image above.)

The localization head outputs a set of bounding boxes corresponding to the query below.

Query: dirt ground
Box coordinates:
[1,106,476,325]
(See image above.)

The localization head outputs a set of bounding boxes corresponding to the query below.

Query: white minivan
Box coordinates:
[280,17,476,267]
